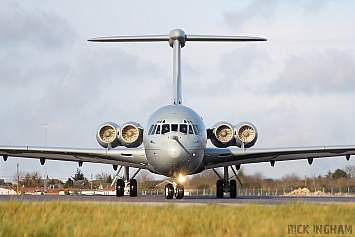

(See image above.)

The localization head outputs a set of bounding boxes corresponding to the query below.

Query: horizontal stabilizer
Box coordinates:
[88,29,267,46]
[186,35,267,42]
[88,35,169,42]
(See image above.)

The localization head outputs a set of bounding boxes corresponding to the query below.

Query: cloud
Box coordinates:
[296,0,329,13]
[223,0,330,30]
[267,49,355,94]
[223,0,279,30]
[184,45,270,98]
[220,45,271,80]
[0,2,75,49]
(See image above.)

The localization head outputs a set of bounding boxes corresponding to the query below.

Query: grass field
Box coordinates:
[0,201,354,237]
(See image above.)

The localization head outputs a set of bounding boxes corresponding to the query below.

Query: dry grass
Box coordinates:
[0,201,354,237]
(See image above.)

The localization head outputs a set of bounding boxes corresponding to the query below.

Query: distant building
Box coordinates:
[0,187,16,195]
[0,179,13,187]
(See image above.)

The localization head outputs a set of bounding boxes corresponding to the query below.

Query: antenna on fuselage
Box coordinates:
[88,29,267,105]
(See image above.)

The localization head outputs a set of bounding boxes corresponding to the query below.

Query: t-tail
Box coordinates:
[88,29,267,105]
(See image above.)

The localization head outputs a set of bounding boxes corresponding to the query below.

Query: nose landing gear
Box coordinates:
[164,182,184,199]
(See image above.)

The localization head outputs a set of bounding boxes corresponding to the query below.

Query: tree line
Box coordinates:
[188,165,355,193]
[11,165,355,193]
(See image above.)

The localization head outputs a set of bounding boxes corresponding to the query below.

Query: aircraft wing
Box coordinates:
[0,146,148,169]
[203,145,355,169]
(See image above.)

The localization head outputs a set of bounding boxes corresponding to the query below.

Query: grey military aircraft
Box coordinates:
[1,29,355,199]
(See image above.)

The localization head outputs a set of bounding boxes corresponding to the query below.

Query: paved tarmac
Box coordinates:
[1,194,355,204]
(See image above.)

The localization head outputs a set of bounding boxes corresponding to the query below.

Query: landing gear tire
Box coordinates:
[165,183,174,199]
[216,180,223,198]
[175,184,184,199]
[116,179,124,197]
[130,179,137,197]
[230,180,237,198]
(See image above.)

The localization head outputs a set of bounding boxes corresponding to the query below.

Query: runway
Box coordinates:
[1,194,355,204]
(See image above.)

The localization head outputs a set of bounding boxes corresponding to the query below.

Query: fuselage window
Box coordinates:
[156,125,161,134]
[162,124,170,134]
[171,124,178,132]
[180,124,187,134]
[188,125,194,134]
[148,125,154,135]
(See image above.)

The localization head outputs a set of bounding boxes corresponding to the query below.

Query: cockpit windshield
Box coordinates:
[162,124,170,134]
[156,125,161,134]
[180,124,187,134]
[148,121,200,135]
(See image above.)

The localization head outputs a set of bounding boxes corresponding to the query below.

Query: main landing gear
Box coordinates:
[115,178,138,197]
[113,166,140,197]
[214,166,243,198]
[164,183,184,199]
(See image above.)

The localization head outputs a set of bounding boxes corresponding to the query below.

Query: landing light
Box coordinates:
[178,174,185,183]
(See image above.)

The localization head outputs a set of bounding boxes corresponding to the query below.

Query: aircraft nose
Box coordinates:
[161,136,189,160]
[163,142,182,159]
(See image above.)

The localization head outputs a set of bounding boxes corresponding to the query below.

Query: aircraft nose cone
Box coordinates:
[165,143,182,159]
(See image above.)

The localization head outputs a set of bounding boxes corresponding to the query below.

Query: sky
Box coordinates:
[1,0,355,182]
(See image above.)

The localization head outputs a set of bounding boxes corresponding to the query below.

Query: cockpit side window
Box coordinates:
[192,124,199,135]
[180,124,187,134]
[162,124,170,134]
[148,125,154,135]
[188,125,194,134]
[156,125,161,134]
[151,125,157,135]
[171,124,178,132]
[196,124,201,135]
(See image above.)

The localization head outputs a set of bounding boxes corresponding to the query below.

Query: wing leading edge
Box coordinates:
[0,146,148,169]
[1,145,354,171]
[203,145,355,169]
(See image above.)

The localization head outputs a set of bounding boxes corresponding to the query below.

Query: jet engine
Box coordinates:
[234,122,258,148]
[96,122,120,148]
[96,121,144,148]
[210,122,235,148]
[119,122,144,148]
[209,121,258,148]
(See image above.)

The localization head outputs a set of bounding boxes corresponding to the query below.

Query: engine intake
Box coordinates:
[96,121,144,148]
[210,122,234,148]
[120,122,144,148]
[234,122,258,148]
[96,122,120,148]
[209,121,258,148]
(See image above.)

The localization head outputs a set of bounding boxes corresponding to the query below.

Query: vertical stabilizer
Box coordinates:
[170,29,186,105]
[88,29,266,106]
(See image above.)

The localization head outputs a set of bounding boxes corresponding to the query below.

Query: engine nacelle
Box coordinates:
[119,121,144,148]
[209,121,258,148]
[210,122,235,148]
[234,122,258,148]
[96,122,121,148]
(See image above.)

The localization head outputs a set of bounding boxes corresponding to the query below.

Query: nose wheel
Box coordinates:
[165,183,174,199]
[164,183,184,199]
[175,184,184,199]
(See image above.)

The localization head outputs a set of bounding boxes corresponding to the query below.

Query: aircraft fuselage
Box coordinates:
[143,104,207,177]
